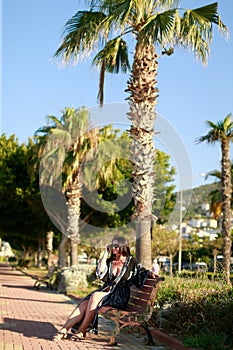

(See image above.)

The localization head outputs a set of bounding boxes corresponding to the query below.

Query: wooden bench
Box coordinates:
[99,275,164,346]
[33,266,57,290]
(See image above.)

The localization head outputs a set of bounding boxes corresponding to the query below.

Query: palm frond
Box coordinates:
[205,120,217,129]
[93,37,130,73]
[196,114,233,145]
[93,37,130,106]
[223,113,233,131]
[141,9,177,44]
[54,11,107,64]
[103,0,134,30]
[205,170,222,180]
[178,3,228,64]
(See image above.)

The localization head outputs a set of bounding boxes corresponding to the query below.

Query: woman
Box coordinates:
[52,236,155,342]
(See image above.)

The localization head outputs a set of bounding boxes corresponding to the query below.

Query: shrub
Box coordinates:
[152,276,233,350]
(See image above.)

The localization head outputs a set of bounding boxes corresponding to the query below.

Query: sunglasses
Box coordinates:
[112,244,119,249]
[107,243,120,251]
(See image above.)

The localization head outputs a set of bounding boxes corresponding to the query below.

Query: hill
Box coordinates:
[183,181,220,219]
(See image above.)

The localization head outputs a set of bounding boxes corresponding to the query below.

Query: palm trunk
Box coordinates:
[46,231,54,268]
[58,234,69,268]
[213,248,218,275]
[66,177,81,267]
[221,140,232,286]
[127,38,158,268]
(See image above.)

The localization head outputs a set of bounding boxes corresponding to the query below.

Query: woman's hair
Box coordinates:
[110,236,130,258]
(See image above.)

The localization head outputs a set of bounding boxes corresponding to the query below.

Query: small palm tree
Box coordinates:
[55,1,227,268]
[204,166,233,220]
[204,170,222,220]
[196,113,233,286]
[36,110,129,266]
[36,107,98,267]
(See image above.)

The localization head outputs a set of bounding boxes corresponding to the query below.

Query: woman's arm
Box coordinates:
[96,249,109,280]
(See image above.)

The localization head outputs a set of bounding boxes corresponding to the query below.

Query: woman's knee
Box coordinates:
[89,292,105,305]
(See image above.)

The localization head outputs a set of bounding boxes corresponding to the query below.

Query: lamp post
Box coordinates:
[178,190,183,275]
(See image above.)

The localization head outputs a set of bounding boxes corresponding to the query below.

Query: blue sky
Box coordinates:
[1,0,233,191]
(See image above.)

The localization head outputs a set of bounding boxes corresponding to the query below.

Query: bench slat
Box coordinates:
[129,297,150,305]
[143,278,158,286]
[131,285,154,293]
[130,289,151,299]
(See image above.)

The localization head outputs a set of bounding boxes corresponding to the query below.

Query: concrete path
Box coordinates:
[0,264,169,350]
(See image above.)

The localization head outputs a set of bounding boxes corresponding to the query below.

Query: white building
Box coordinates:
[0,242,14,257]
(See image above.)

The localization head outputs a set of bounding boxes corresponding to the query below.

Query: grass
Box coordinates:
[184,332,229,350]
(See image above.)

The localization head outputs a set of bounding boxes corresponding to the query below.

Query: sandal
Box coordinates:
[70,331,85,341]
[52,329,67,341]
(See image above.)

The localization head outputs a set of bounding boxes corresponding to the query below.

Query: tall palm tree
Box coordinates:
[54,0,227,268]
[36,107,98,267]
[196,114,233,286]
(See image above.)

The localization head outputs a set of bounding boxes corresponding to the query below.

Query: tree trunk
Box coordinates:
[221,140,232,286]
[37,238,46,268]
[127,37,158,268]
[58,234,69,268]
[66,178,81,267]
[33,251,37,266]
[213,248,218,275]
[135,209,153,269]
[46,231,54,268]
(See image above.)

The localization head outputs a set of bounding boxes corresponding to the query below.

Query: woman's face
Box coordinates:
[112,240,120,254]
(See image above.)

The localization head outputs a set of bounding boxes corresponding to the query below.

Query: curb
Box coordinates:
[150,329,197,350]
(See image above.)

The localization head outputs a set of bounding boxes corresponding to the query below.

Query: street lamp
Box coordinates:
[178,190,183,274]
[178,190,186,275]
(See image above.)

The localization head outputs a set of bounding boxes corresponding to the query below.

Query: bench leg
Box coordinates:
[109,335,118,346]
[108,312,121,346]
[141,323,155,345]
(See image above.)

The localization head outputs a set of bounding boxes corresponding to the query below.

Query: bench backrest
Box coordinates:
[125,276,164,314]
[45,266,56,278]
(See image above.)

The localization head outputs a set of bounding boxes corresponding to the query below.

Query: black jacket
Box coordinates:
[91,255,150,333]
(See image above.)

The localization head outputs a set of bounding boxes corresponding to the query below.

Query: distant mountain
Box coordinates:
[184,182,220,219]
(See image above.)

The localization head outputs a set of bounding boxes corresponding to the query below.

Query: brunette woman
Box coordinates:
[52,236,155,341]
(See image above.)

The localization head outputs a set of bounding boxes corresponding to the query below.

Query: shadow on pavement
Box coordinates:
[2,318,57,340]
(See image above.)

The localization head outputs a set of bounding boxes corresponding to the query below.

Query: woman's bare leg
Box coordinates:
[59,299,89,332]
[76,291,107,334]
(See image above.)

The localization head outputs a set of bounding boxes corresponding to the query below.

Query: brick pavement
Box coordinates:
[0,264,169,350]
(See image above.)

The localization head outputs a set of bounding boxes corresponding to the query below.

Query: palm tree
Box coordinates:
[36,111,129,267]
[196,114,233,286]
[36,107,98,267]
[54,1,227,268]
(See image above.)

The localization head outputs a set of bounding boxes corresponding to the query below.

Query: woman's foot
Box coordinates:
[70,330,86,341]
[52,329,67,341]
